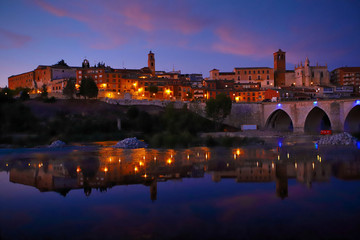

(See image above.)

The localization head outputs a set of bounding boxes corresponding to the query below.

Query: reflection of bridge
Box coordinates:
[225,99,360,133]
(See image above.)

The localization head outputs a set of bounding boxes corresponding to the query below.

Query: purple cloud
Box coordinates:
[0,28,31,49]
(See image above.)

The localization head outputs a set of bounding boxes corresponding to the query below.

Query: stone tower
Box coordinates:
[273,49,286,86]
[148,51,155,76]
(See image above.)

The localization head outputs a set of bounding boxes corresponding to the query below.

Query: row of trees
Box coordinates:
[63,77,98,99]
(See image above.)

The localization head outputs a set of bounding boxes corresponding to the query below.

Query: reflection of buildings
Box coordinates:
[3,146,359,200]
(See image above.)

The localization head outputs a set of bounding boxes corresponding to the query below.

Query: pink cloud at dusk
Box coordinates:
[0,28,31,49]
[33,0,209,50]
[212,27,275,58]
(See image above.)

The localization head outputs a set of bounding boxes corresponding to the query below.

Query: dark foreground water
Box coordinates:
[0,142,360,240]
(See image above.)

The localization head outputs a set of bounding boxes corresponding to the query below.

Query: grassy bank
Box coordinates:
[0,98,263,148]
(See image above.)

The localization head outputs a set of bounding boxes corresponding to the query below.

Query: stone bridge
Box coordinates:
[225,98,360,134]
[103,97,360,134]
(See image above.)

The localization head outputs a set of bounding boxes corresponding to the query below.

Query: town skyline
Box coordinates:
[1,0,360,87]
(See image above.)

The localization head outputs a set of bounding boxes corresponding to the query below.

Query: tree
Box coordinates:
[185,91,192,100]
[205,93,232,130]
[149,85,158,98]
[20,90,30,101]
[79,77,98,99]
[63,78,76,99]
[0,87,14,103]
[41,84,48,99]
[53,59,69,67]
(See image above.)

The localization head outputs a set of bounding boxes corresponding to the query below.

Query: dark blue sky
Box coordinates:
[1,0,360,87]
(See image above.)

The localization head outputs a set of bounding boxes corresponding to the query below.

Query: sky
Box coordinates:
[1,0,360,87]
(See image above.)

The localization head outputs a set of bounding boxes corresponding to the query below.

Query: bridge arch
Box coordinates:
[304,107,331,133]
[265,109,293,132]
[344,105,360,135]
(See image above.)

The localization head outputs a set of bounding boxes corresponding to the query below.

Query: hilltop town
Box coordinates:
[6,50,360,102]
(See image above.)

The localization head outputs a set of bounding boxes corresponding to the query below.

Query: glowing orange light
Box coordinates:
[76,166,81,173]
[104,167,108,172]
[134,166,138,172]
[236,149,241,155]
[167,159,172,164]
[139,161,144,166]
[295,162,298,168]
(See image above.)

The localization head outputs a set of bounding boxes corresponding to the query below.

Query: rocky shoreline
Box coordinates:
[113,137,148,149]
[316,132,358,146]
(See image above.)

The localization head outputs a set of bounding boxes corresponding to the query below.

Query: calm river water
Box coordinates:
[0,142,360,240]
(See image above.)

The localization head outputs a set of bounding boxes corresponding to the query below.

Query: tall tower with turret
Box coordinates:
[148,51,155,76]
[273,49,286,86]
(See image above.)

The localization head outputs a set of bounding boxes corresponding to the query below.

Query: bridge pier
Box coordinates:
[293,127,304,134]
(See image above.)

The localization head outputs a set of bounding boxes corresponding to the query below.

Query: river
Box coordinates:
[0,141,360,239]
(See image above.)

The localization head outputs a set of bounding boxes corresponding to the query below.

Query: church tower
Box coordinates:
[148,51,155,76]
[273,49,286,86]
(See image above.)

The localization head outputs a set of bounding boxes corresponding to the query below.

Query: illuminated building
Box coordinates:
[8,61,78,93]
[209,67,275,88]
[331,67,360,93]
[294,57,330,87]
